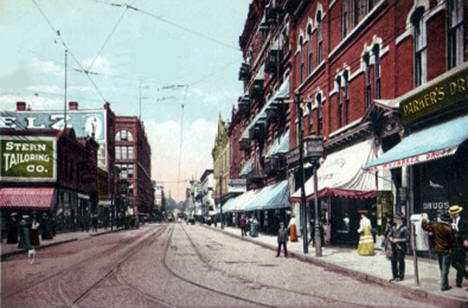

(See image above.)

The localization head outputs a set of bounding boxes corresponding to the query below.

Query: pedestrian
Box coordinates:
[18,216,32,251]
[276,221,288,257]
[30,216,41,247]
[422,212,456,291]
[41,213,53,240]
[289,215,298,242]
[239,215,247,237]
[448,205,468,287]
[388,214,409,282]
[6,213,19,244]
[92,213,98,232]
[383,215,394,259]
[357,210,374,256]
[250,216,259,237]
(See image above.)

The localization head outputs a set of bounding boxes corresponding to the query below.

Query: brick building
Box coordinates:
[114,116,154,216]
[228,0,466,244]
[0,128,98,232]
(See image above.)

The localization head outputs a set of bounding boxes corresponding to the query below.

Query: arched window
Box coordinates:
[336,76,342,128]
[299,35,305,82]
[411,7,426,87]
[363,52,371,108]
[448,0,464,69]
[343,70,350,125]
[307,23,313,74]
[373,44,381,99]
[316,92,323,136]
[115,129,133,142]
[316,11,323,63]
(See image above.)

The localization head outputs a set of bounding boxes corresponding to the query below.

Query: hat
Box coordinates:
[394,213,405,220]
[448,205,463,215]
[357,210,368,214]
[438,213,451,224]
[10,212,18,217]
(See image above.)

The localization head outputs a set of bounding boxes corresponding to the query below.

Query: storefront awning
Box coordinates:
[239,158,253,177]
[363,115,468,171]
[266,130,290,158]
[291,139,378,201]
[221,197,237,213]
[0,187,55,210]
[244,180,290,211]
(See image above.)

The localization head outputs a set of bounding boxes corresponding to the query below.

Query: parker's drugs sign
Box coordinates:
[0,136,57,182]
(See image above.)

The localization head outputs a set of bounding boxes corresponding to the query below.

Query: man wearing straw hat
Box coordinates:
[449,205,468,288]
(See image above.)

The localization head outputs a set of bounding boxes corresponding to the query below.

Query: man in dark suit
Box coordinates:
[449,205,468,288]
[276,222,289,257]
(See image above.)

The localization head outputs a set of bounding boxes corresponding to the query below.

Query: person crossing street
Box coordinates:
[276,222,289,258]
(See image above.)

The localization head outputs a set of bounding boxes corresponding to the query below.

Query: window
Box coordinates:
[363,52,371,108]
[128,146,134,160]
[128,164,134,178]
[299,36,304,82]
[336,76,342,128]
[69,159,74,181]
[116,146,121,160]
[317,11,323,63]
[357,0,377,23]
[342,0,354,37]
[122,146,128,160]
[412,8,427,87]
[373,44,381,99]
[115,129,133,142]
[307,24,313,74]
[317,93,323,136]
[448,0,464,69]
[343,71,350,125]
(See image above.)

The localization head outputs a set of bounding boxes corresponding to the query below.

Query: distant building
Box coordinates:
[115,116,154,215]
[154,183,166,213]
[199,169,215,217]
[211,114,230,204]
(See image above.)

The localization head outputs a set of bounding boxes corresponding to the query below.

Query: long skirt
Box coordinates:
[290,224,298,242]
[31,229,40,246]
[357,227,375,256]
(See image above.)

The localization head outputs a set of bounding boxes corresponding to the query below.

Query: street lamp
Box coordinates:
[305,135,324,257]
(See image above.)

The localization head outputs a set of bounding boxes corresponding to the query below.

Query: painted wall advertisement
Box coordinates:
[0,136,57,182]
[1,110,107,168]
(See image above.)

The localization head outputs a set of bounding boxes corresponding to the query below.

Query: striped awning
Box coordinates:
[0,187,55,210]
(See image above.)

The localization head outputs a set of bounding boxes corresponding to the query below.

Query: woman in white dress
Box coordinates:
[357,210,374,256]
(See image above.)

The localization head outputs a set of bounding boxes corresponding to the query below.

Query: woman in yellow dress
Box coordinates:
[357,210,375,256]
[288,216,298,242]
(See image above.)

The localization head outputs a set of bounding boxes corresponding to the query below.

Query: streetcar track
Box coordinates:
[2,225,162,300]
[179,224,374,308]
[69,225,170,308]
[162,226,277,308]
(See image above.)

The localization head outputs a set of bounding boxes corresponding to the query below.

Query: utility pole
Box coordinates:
[64,48,68,130]
[295,91,308,254]
[313,163,322,256]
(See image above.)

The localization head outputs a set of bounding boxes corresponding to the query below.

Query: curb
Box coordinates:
[204,225,468,308]
[1,238,78,261]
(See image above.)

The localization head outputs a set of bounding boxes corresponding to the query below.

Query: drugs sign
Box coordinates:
[0,136,57,182]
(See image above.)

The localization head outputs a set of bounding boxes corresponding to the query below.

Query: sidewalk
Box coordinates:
[207,224,468,308]
[1,227,125,260]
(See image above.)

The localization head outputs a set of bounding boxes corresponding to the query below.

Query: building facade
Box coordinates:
[212,115,230,204]
[229,0,466,244]
[115,116,154,216]
[0,128,98,232]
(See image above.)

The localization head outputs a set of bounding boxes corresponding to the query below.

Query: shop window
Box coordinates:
[412,7,427,87]
[448,0,464,69]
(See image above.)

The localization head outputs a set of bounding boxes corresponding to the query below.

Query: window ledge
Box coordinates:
[296,61,325,93]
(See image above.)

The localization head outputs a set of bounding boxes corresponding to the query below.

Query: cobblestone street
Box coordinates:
[1,223,446,308]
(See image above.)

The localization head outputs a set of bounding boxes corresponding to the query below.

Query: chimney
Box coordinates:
[16,101,26,111]
[68,101,78,110]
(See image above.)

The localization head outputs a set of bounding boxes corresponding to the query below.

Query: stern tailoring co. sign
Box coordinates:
[400,66,468,124]
[0,110,108,168]
[0,136,57,182]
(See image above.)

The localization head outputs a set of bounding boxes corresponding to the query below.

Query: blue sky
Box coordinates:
[0,0,249,200]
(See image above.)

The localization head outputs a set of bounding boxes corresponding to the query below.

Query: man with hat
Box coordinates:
[422,212,456,291]
[449,205,468,287]
[388,214,410,282]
